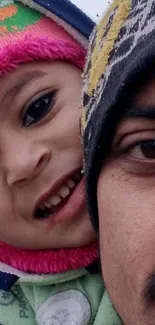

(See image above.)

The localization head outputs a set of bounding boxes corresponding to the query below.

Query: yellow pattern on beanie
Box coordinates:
[81,0,131,132]
[88,0,131,96]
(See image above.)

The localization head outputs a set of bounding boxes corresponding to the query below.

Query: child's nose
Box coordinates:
[4,141,49,187]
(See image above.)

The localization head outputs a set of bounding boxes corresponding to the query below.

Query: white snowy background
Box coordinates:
[70,0,112,21]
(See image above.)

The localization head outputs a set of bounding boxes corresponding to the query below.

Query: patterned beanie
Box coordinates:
[81,0,155,230]
[0,0,95,75]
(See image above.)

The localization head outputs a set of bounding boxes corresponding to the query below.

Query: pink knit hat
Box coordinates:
[0,0,86,75]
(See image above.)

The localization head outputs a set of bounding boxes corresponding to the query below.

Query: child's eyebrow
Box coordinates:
[0,70,47,116]
[5,70,47,99]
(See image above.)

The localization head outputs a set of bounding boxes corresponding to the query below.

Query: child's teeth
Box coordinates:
[41,175,80,211]
[44,200,53,208]
[67,179,75,189]
[51,196,61,206]
[59,186,70,198]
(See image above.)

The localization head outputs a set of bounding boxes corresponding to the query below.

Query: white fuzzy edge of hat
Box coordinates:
[19,0,88,49]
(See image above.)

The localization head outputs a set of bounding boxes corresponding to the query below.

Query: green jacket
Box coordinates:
[0,264,122,325]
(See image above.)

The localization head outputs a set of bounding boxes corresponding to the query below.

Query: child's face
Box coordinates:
[0,61,96,249]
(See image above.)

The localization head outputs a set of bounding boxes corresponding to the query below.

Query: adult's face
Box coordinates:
[98,77,155,324]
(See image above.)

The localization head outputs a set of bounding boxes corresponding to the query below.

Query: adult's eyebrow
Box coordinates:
[123,106,155,120]
[0,70,47,117]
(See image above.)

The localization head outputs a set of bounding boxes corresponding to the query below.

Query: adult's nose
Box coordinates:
[3,137,49,187]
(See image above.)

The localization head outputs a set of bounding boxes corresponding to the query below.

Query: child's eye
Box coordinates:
[22,91,56,127]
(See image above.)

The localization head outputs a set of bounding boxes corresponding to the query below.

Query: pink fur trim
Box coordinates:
[0,242,98,274]
[0,35,85,75]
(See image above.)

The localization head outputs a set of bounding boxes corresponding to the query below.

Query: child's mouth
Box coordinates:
[34,169,83,219]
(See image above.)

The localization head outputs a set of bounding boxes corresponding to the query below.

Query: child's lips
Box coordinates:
[43,177,86,227]
[33,168,83,221]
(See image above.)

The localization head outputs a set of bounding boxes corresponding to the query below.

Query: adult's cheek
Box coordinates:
[97,168,149,324]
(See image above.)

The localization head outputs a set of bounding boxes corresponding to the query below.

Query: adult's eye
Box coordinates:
[22,91,57,127]
[131,140,155,160]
